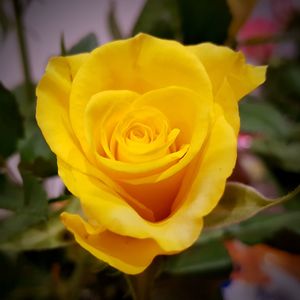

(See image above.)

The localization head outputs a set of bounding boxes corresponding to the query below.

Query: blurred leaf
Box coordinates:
[240,99,291,138]
[68,33,98,55]
[12,83,57,177]
[164,239,230,275]
[0,199,80,251]
[108,0,123,39]
[132,0,181,39]
[166,205,300,275]
[0,172,48,243]
[226,210,300,244]
[264,63,300,121]
[177,0,232,44]
[279,64,300,96]
[22,171,48,213]
[0,83,23,159]
[0,174,23,211]
[284,187,300,210]
[204,182,300,229]
[18,126,57,177]
[253,139,300,172]
[60,33,67,56]
[13,82,35,117]
[240,96,300,173]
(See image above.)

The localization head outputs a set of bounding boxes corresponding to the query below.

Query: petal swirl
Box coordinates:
[69,33,212,158]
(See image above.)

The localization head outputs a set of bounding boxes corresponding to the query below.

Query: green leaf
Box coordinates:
[0,83,23,159]
[11,48,56,180]
[252,139,300,172]
[0,172,48,243]
[240,97,300,173]
[68,33,98,55]
[165,187,300,275]
[164,239,231,275]
[0,174,23,211]
[131,0,181,40]
[263,62,300,121]
[204,182,300,229]
[22,171,48,214]
[12,83,57,178]
[0,199,79,251]
[18,126,57,177]
[107,1,123,39]
[177,0,232,44]
[132,0,232,43]
[225,210,300,244]
[165,209,300,275]
[240,99,291,139]
[13,82,36,120]
[60,32,67,56]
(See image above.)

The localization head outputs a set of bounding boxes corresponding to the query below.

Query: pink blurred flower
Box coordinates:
[238,18,280,63]
[238,133,254,150]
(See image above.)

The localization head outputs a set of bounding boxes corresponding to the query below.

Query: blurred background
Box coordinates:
[0,0,144,88]
[0,0,300,299]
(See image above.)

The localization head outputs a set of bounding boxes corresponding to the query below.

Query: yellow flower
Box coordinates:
[36,34,266,274]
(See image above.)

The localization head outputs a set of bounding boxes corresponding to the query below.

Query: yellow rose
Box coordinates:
[36,34,266,274]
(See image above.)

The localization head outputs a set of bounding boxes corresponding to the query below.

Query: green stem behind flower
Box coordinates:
[13,0,34,102]
[125,257,164,300]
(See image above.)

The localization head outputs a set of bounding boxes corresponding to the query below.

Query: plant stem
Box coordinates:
[126,272,150,300]
[125,257,164,300]
[68,249,89,300]
[13,0,34,102]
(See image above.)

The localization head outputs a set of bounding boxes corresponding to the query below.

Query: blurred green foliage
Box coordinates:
[132,0,182,40]
[131,0,231,44]
[0,171,48,243]
[0,84,23,160]
[0,0,300,299]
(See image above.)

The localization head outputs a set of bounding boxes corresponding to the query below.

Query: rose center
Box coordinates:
[112,107,180,163]
[128,123,154,143]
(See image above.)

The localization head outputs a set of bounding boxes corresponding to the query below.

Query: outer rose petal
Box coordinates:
[187,43,266,99]
[172,105,237,216]
[61,213,164,274]
[36,55,88,160]
[36,54,125,193]
[36,54,98,177]
[187,43,267,133]
[57,110,236,255]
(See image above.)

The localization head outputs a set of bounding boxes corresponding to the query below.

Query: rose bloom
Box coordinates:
[36,34,266,274]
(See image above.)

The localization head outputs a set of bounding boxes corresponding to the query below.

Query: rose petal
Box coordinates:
[84,90,139,159]
[61,212,164,274]
[187,43,267,133]
[57,110,236,253]
[83,87,211,184]
[171,105,237,216]
[36,54,96,173]
[58,158,156,222]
